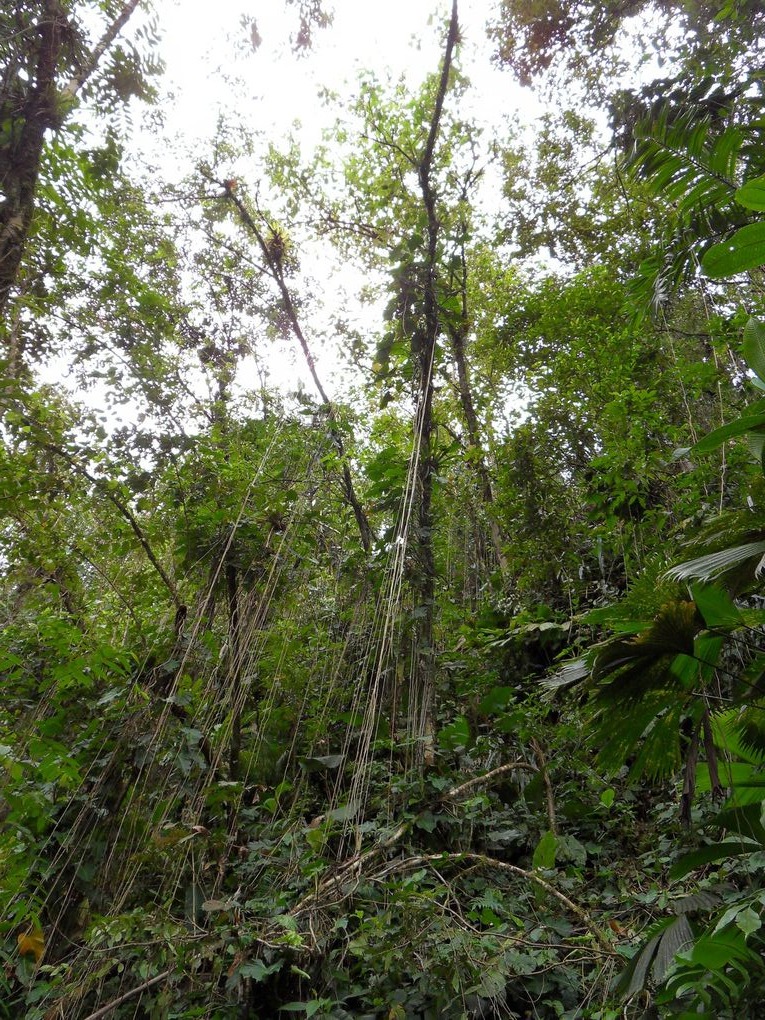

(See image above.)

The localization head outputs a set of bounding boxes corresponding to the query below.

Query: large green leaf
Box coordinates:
[692,411,765,454]
[736,175,765,212]
[691,583,743,629]
[711,802,765,843]
[532,829,559,870]
[702,221,765,278]
[670,839,760,879]
[743,317,765,383]
[616,915,693,998]
[685,928,759,970]
[711,709,765,764]
[666,542,765,583]
[591,601,697,682]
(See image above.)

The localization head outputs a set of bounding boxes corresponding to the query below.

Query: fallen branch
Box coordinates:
[291,757,540,918]
[81,969,174,1020]
[444,760,537,802]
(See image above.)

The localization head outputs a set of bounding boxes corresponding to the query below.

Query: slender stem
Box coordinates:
[531,737,558,835]
[226,558,242,779]
[16,413,182,609]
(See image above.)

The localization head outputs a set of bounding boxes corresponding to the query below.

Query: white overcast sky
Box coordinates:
[113,0,536,406]
[51,0,544,420]
[157,0,531,146]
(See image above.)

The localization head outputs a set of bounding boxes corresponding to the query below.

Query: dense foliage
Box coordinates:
[3,1,765,1017]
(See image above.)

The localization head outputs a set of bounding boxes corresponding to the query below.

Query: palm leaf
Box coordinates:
[540,656,589,692]
[666,541,765,583]
[592,688,682,778]
[591,601,698,682]
[616,914,694,998]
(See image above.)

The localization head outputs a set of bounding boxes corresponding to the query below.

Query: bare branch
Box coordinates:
[444,760,537,801]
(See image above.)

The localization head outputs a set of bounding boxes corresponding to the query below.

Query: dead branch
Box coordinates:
[444,760,537,801]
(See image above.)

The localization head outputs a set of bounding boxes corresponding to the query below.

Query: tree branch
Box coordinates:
[62,0,143,101]
[444,760,537,801]
[80,968,174,1020]
[215,178,373,553]
[16,413,182,610]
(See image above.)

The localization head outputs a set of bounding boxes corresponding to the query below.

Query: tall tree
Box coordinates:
[0,0,152,342]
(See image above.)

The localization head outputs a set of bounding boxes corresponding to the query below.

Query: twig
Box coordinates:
[62,0,142,100]
[393,852,614,956]
[290,820,410,917]
[292,757,540,917]
[80,968,174,1020]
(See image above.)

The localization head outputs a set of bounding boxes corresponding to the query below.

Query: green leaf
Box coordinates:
[702,222,765,278]
[437,715,471,750]
[736,176,765,212]
[532,830,559,870]
[415,811,437,832]
[691,583,743,628]
[696,762,759,794]
[692,412,765,454]
[666,542,765,583]
[280,1001,324,1016]
[670,840,759,879]
[686,928,758,970]
[478,686,514,714]
[710,710,765,764]
[600,788,615,808]
[237,959,282,982]
[326,800,360,822]
[743,318,765,383]
[616,916,676,997]
[711,802,765,843]
[735,907,762,936]
[652,915,694,983]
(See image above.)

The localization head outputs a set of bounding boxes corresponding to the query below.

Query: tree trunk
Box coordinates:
[0,0,142,340]
[408,0,460,762]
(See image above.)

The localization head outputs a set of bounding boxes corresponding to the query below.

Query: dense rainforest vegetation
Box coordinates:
[4,0,765,1016]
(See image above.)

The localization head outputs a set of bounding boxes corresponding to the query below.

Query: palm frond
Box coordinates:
[666,541,765,582]
[540,656,589,692]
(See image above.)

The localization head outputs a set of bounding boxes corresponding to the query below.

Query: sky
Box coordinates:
[157,0,530,146]
[44,0,541,421]
[114,0,538,407]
